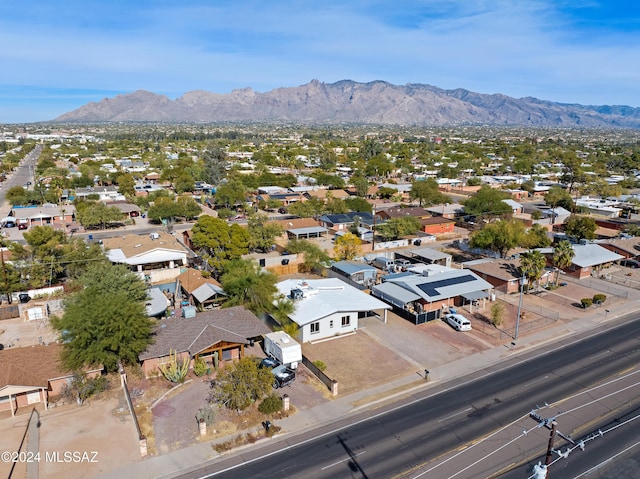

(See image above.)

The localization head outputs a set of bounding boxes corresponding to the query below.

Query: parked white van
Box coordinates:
[445,313,472,331]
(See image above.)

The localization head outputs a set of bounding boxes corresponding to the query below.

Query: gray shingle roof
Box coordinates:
[139,306,270,360]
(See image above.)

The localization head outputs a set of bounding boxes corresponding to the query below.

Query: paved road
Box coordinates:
[171,315,640,479]
[0,143,40,209]
[500,404,640,478]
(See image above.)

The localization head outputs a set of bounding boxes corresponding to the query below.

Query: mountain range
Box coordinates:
[53,79,640,128]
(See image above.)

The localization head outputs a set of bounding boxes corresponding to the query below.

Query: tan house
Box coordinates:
[304,188,350,202]
[175,268,225,309]
[0,344,102,417]
[138,306,270,378]
[463,258,551,294]
[104,232,193,283]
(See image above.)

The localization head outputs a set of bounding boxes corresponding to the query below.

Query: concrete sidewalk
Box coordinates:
[94,297,640,479]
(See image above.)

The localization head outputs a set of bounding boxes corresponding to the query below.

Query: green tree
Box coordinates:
[220,259,278,315]
[247,213,283,253]
[377,186,397,199]
[377,216,421,241]
[272,298,298,337]
[552,240,575,283]
[174,173,195,193]
[285,239,330,273]
[202,146,227,185]
[115,173,136,197]
[191,216,250,276]
[469,219,524,258]
[564,215,597,242]
[10,226,68,287]
[147,197,181,223]
[313,173,345,189]
[176,196,202,220]
[76,202,123,229]
[344,197,373,213]
[463,185,512,219]
[410,178,450,207]
[519,249,547,292]
[333,232,361,261]
[51,263,153,371]
[522,224,552,249]
[288,199,324,218]
[208,356,273,410]
[544,186,574,212]
[214,180,247,209]
[353,177,370,197]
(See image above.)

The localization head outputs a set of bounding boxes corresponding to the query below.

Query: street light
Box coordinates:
[513,271,526,346]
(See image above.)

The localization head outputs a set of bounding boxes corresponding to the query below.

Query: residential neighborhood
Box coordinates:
[2,124,640,478]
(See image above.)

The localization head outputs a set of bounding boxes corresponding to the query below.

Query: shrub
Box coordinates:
[193,357,207,377]
[581,298,593,309]
[490,302,504,327]
[466,177,481,186]
[195,405,217,426]
[258,394,283,415]
[592,294,606,304]
[313,360,327,372]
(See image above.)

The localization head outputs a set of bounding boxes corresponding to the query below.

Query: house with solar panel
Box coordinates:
[371,269,493,324]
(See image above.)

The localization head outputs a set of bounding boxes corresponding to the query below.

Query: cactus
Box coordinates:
[193,356,207,377]
[213,351,219,369]
[158,349,190,383]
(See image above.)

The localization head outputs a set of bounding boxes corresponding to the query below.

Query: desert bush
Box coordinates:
[490,302,504,326]
[313,360,327,372]
[193,357,207,377]
[581,298,593,309]
[592,294,606,304]
[195,405,217,426]
[258,394,283,415]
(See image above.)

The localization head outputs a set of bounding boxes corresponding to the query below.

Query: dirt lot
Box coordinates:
[0,395,141,479]
[0,309,60,349]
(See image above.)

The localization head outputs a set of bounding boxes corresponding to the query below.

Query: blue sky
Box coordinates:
[2,0,640,123]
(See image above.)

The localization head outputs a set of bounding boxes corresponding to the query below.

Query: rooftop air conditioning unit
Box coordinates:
[290,288,303,300]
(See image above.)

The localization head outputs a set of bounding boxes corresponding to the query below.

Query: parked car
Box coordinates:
[622,259,640,268]
[394,259,411,270]
[445,313,472,332]
[18,223,27,230]
[259,357,296,388]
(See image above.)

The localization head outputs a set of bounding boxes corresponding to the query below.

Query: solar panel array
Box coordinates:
[416,274,477,297]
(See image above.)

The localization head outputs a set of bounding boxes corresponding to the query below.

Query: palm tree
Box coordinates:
[519,250,547,293]
[553,240,575,284]
[272,297,298,338]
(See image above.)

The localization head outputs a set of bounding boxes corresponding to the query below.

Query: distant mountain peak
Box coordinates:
[53,80,640,128]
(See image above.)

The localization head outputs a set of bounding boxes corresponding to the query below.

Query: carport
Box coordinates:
[461,290,490,313]
[286,226,328,240]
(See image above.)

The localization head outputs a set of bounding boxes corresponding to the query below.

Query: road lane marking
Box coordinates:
[438,408,472,423]
[320,450,367,470]
[523,375,549,388]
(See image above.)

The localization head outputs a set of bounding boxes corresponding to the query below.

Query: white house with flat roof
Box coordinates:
[275,278,391,343]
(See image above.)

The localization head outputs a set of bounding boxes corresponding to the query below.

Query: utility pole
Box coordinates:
[544,421,558,475]
[372,205,376,252]
[513,270,526,345]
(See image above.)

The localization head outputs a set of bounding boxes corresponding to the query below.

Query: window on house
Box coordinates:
[341,315,350,327]
[310,322,320,334]
[329,320,334,328]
